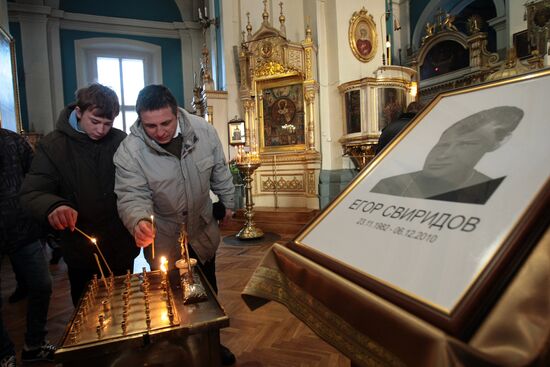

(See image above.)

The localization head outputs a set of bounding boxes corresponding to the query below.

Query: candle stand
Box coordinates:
[235,162,264,240]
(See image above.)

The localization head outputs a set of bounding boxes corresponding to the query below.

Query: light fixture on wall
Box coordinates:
[409,81,418,97]
[198,6,218,29]
[197,4,219,90]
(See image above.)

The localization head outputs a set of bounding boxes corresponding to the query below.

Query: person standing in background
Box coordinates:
[375,102,420,154]
[0,128,54,366]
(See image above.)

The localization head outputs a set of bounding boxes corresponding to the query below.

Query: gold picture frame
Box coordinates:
[349,7,377,63]
[257,76,306,153]
[0,26,22,132]
[291,69,550,339]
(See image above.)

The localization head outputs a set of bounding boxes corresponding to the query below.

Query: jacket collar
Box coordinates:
[132,107,198,156]
[56,104,98,143]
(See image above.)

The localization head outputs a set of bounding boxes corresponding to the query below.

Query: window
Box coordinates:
[75,38,162,132]
[97,56,143,132]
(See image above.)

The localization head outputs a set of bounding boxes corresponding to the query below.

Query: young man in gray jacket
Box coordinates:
[113,84,236,365]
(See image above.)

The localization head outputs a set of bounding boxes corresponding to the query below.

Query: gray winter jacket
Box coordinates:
[114,108,234,264]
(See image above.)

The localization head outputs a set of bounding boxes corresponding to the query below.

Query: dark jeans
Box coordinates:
[1,240,52,358]
[8,256,27,292]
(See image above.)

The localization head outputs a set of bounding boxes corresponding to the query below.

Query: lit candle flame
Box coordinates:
[160,256,167,273]
[74,227,113,275]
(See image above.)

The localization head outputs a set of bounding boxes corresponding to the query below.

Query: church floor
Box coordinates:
[1,227,349,366]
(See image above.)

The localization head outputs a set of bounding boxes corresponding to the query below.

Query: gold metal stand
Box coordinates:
[236,162,264,239]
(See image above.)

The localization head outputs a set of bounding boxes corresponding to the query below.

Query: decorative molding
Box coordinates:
[261,174,305,192]
[205,90,228,99]
[307,170,316,195]
[9,3,200,39]
[254,60,298,78]
[287,49,303,71]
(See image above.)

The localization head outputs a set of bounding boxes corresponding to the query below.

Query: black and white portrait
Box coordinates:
[371,106,524,204]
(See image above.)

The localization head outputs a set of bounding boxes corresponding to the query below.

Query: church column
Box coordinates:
[178,28,195,110]
[303,24,318,151]
[17,12,55,133]
[487,15,507,57]
[47,12,64,122]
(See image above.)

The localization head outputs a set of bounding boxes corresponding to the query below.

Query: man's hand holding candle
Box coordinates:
[134,219,155,248]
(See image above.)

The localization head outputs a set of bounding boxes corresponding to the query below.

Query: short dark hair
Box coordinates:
[135,84,178,116]
[443,106,524,151]
[406,101,421,114]
[75,83,119,120]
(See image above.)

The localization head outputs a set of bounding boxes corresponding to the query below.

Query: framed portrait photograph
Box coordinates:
[258,77,306,152]
[228,119,246,145]
[0,26,21,132]
[348,7,377,63]
[291,70,550,339]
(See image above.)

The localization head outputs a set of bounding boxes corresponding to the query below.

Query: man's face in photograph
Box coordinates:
[422,121,498,182]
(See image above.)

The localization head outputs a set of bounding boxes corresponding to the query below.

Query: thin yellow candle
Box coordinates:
[93,253,109,290]
[183,234,192,273]
[74,226,94,242]
[91,238,113,276]
[150,215,156,259]
[75,226,113,275]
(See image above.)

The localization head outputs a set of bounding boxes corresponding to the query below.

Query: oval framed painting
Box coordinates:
[349,7,378,63]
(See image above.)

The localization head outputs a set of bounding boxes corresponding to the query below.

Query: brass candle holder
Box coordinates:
[235,161,264,240]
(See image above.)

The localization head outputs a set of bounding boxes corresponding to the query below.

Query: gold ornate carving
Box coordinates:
[243,99,255,112]
[486,48,532,81]
[415,19,501,105]
[238,6,321,209]
[262,175,304,192]
[305,48,312,80]
[304,89,316,103]
[526,0,550,57]
[288,49,303,71]
[255,60,297,77]
[207,106,213,125]
[466,15,483,35]
[342,143,377,171]
[422,22,435,45]
[260,40,274,58]
[307,170,316,195]
[442,13,458,32]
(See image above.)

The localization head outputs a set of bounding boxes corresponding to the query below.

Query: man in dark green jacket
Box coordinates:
[20,84,138,306]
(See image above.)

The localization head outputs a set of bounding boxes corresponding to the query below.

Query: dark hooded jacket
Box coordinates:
[20,104,138,271]
[0,128,43,253]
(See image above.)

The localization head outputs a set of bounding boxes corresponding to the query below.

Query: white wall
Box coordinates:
[335,0,386,83]
[317,0,387,170]
[1,0,8,30]
[508,0,526,48]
